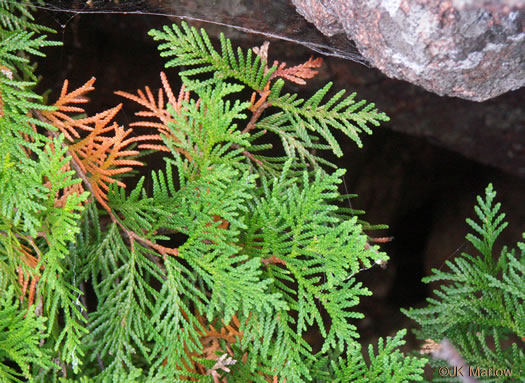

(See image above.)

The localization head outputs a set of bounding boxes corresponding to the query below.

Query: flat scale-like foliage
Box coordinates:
[404,184,524,382]
[0,3,430,382]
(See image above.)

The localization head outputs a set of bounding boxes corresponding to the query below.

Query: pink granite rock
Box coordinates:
[292,0,525,101]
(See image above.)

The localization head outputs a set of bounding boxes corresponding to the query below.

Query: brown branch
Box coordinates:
[242,104,268,134]
[124,226,179,258]
[261,256,286,266]
[368,236,394,243]
[242,150,263,166]
[242,90,271,134]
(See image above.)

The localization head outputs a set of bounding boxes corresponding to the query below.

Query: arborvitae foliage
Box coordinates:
[403,184,525,382]
[0,3,428,382]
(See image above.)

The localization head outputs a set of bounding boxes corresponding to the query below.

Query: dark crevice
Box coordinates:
[387,202,433,305]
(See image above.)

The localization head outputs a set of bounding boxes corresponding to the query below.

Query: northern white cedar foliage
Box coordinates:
[404,184,525,382]
[0,2,430,382]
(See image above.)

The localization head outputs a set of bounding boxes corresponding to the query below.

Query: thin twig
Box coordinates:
[242,101,270,134]
[261,256,286,266]
[242,89,271,134]
[242,150,263,166]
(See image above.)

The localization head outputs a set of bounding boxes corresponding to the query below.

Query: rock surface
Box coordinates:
[292,0,525,101]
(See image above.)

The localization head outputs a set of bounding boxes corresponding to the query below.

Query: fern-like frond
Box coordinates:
[40,77,96,141]
[150,23,389,172]
[263,81,389,156]
[0,287,53,383]
[269,56,324,85]
[332,329,427,382]
[465,183,508,272]
[86,230,162,379]
[0,0,60,102]
[148,256,208,378]
[230,163,389,378]
[73,115,142,212]
[403,184,524,381]
[0,0,54,33]
[115,71,193,159]
[43,79,147,212]
[149,22,276,91]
